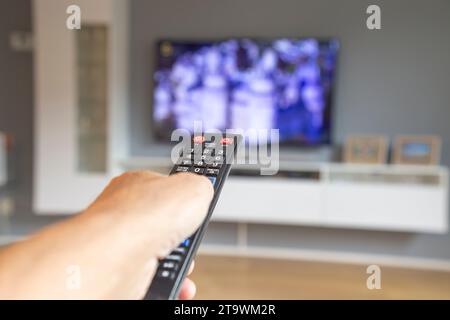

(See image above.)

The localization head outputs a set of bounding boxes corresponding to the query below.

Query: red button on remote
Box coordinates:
[193,136,205,144]
[220,137,233,145]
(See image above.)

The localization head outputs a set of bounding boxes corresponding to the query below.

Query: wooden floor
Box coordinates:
[191,254,450,299]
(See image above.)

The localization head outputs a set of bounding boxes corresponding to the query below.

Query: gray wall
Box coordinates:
[0,0,33,216]
[129,0,450,260]
[0,0,60,231]
[1,0,450,260]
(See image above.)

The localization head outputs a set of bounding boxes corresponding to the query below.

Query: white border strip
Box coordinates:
[199,245,450,272]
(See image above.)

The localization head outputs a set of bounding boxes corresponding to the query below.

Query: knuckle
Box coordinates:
[172,173,213,198]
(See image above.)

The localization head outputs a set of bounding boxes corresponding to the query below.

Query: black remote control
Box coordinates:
[144,133,241,300]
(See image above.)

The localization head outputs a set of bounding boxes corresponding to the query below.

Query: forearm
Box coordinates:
[0,209,160,299]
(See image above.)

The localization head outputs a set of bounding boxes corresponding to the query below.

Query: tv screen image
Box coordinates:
[153,38,339,145]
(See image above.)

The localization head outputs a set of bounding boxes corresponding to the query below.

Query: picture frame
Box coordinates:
[392,135,441,165]
[343,135,388,164]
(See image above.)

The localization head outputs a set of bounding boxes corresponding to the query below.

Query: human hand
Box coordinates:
[84,171,212,299]
[0,171,213,299]
[86,171,213,258]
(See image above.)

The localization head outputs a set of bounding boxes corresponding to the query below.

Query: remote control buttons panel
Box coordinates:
[147,236,194,299]
[171,135,236,187]
[145,134,240,300]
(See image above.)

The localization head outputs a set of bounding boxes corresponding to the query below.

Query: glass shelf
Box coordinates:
[76,25,108,173]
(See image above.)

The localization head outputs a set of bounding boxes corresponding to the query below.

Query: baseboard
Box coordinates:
[198,244,450,272]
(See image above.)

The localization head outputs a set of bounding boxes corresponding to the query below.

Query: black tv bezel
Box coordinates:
[150,37,340,148]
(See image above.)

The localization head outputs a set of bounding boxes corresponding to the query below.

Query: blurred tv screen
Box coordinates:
[152,38,339,145]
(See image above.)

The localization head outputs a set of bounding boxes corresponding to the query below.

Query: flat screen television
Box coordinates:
[152,38,339,145]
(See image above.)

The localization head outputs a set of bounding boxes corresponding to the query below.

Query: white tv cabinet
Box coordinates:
[121,158,449,234]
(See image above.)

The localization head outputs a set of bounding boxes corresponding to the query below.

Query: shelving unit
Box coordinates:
[33,0,129,213]
[119,157,449,234]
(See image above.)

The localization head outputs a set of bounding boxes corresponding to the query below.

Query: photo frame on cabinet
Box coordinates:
[343,135,388,164]
[392,135,441,165]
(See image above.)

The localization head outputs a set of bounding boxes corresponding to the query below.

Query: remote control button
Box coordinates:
[207,176,217,186]
[181,239,190,247]
[177,159,192,166]
[205,155,223,165]
[221,137,233,145]
[206,168,220,176]
[172,247,187,255]
[203,148,213,155]
[193,160,206,167]
[191,167,205,175]
[175,166,190,173]
[204,142,216,148]
[157,270,175,279]
[161,261,179,270]
[210,162,223,168]
[193,136,205,144]
[216,149,225,156]
[165,254,183,262]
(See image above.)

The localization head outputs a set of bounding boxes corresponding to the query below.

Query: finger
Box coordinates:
[178,278,196,300]
[157,173,214,244]
[168,172,214,200]
[187,260,195,276]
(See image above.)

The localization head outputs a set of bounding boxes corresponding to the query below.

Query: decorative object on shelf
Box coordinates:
[392,135,441,165]
[343,135,388,164]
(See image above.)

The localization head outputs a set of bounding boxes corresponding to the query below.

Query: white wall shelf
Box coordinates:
[119,157,449,234]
